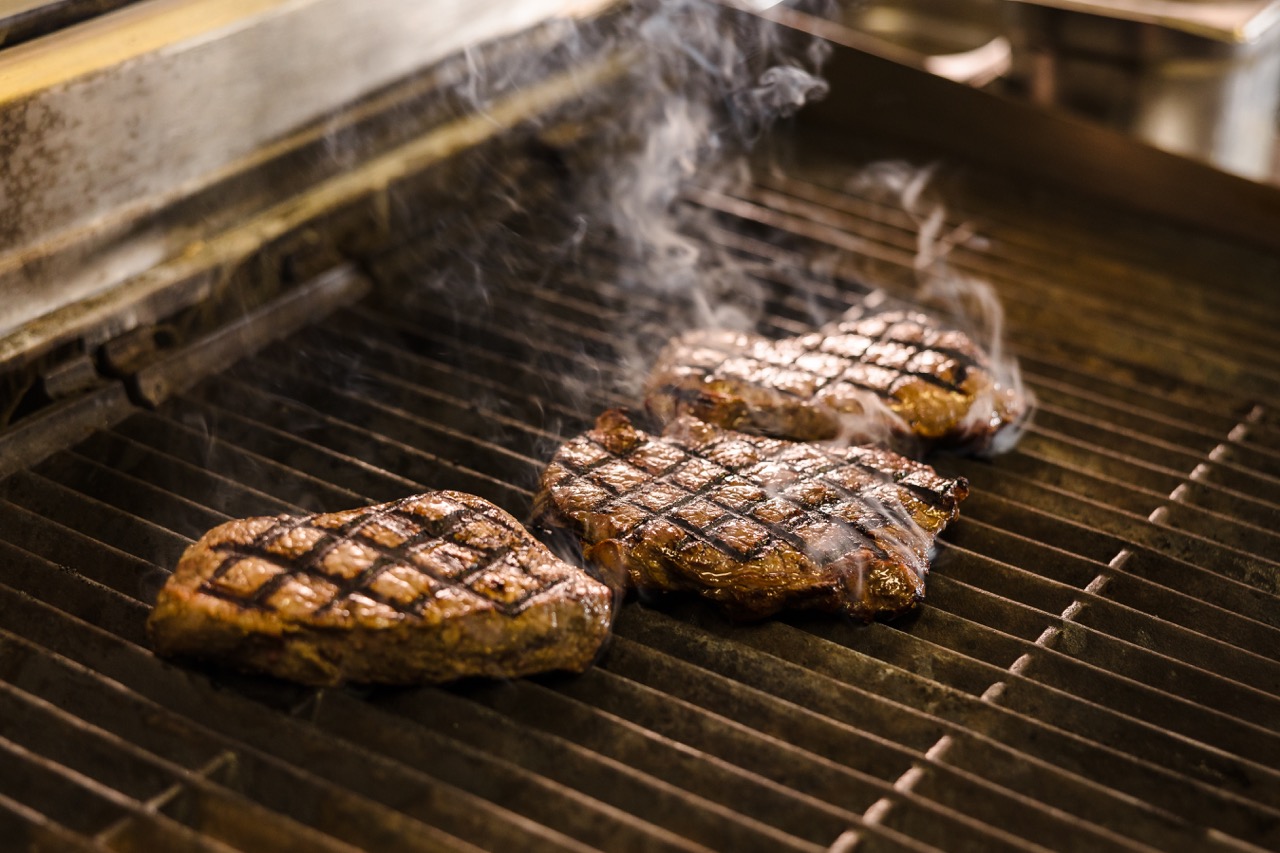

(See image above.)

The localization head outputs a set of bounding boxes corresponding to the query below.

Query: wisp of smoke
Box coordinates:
[392,0,835,433]
[841,161,1034,454]
[344,2,1036,628]
[584,0,832,341]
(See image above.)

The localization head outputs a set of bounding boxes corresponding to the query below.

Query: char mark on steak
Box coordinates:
[645,307,1027,453]
[148,490,613,686]
[535,409,967,622]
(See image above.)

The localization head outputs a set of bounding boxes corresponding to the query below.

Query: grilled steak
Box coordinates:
[645,307,1027,453]
[535,410,967,621]
[147,491,612,686]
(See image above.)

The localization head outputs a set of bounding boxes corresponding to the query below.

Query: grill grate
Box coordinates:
[1,138,1279,852]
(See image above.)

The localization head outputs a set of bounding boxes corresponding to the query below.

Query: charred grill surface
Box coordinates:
[646,306,1027,452]
[1,110,1279,852]
[535,410,967,621]
[148,490,612,685]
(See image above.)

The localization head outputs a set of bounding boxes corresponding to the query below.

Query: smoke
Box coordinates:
[601,0,830,295]
[379,0,839,471]
[390,0,1028,485]
[840,162,1034,454]
[557,0,834,408]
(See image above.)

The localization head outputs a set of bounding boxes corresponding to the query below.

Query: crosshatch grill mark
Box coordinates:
[561,427,916,567]
[663,310,981,406]
[196,494,567,618]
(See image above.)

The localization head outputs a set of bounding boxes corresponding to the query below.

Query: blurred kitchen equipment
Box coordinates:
[780,0,1012,86]
[1006,0,1280,180]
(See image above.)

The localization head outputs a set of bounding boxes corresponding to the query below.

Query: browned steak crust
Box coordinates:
[645,308,1027,452]
[147,491,612,686]
[535,410,967,621]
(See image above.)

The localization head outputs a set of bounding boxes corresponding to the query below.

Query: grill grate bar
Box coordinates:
[4,122,1279,852]
[1027,405,1280,493]
[591,638,1132,853]
[797,573,1280,793]
[856,737,989,853]
[609,611,1263,852]
[0,629,501,853]
[200,368,532,506]
[374,273,1280,595]
[2,448,921,845]
[167,393,414,503]
[983,544,1167,714]
[959,490,1280,631]
[0,539,152,651]
[77,429,304,517]
[1012,431,1280,528]
[107,286,1280,712]
[693,199,1280,398]
[969,442,1279,539]
[0,585,613,852]
[414,674,1088,853]
[0,684,364,853]
[301,698,746,853]
[348,299,629,414]
[426,259,1268,501]
[753,170,1280,331]
[38,450,229,543]
[241,341,559,474]
[254,333,565,447]
[0,731,245,852]
[936,534,1280,678]
[323,688,832,853]
[0,733,132,836]
[1023,371,1270,456]
[364,689,878,849]
[0,499,164,604]
[658,611,1279,847]
[459,673,956,840]
[0,790,107,852]
[1016,354,1252,436]
[134,751,236,813]
[113,408,371,510]
[948,453,1280,563]
[688,214,1276,434]
[951,460,1278,576]
[4,469,194,568]
[921,571,1280,737]
[723,182,1280,374]
[303,319,591,428]
[529,245,1280,507]
[699,223,1266,429]
[12,425,1280,850]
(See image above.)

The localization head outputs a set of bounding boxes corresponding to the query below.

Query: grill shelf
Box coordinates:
[1,138,1278,853]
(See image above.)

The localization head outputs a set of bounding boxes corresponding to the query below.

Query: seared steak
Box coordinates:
[645,307,1027,453]
[535,410,967,621]
[148,491,612,686]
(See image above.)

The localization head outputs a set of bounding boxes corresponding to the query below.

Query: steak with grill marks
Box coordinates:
[645,307,1027,453]
[147,491,613,686]
[534,410,968,621]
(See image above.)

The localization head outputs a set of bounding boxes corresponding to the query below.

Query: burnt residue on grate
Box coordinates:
[2,143,1280,852]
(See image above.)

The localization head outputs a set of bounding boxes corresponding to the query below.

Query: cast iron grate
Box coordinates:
[0,144,1278,852]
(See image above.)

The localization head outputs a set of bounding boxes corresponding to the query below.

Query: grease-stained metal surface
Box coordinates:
[0,132,1278,853]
